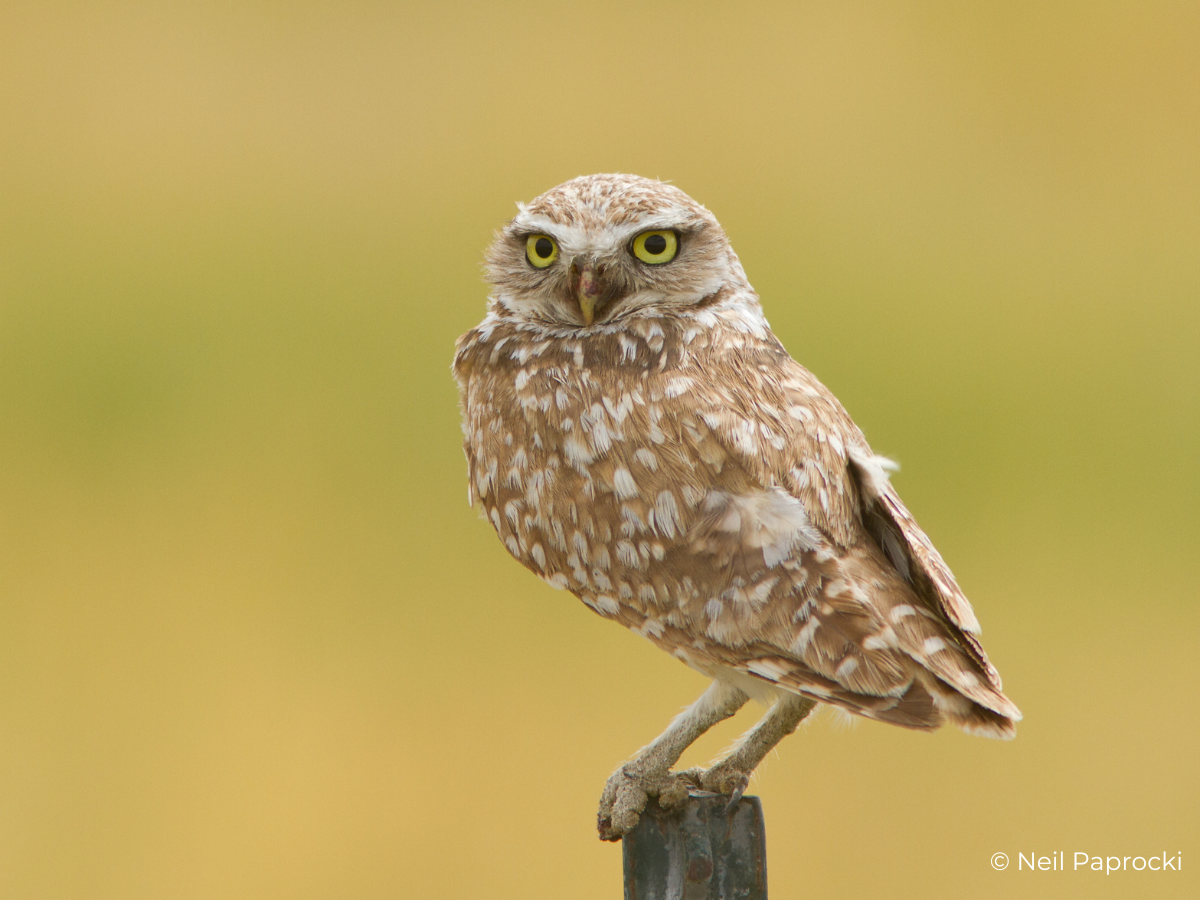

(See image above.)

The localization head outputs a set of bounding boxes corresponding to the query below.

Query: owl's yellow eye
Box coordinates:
[525,234,559,268]
[631,230,678,265]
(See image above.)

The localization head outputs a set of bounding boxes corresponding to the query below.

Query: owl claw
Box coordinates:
[596,765,691,841]
[723,773,750,813]
[676,763,751,807]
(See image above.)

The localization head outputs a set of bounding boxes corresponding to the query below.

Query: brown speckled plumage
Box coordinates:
[453,174,1019,839]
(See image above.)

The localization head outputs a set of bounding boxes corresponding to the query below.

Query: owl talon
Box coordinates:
[724,772,750,812]
[685,763,751,803]
[596,766,690,841]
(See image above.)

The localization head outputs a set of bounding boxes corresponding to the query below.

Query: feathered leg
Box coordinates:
[597,680,748,841]
[684,692,817,802]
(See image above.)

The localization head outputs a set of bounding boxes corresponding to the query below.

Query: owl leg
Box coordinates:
[683,692,817,801]
[597,680,748,841]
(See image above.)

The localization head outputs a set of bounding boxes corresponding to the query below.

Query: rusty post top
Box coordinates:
[622,794,767,900]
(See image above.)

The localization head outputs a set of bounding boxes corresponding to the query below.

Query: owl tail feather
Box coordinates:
[925,673,1020,740]
[834,673,1019,739]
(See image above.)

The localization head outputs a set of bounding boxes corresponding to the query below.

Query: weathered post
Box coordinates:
[623,793,767,900]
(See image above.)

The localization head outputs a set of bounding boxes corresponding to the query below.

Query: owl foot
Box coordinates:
[677,764,751,809]
[597,764,692,841]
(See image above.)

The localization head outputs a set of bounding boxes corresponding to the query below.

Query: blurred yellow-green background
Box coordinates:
[1,3,1197,898]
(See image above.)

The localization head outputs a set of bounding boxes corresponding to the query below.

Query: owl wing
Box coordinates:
[687,350,1020,734]
[846,444,1003,688]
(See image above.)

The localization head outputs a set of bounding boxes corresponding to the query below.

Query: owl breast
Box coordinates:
[453,313,822,650]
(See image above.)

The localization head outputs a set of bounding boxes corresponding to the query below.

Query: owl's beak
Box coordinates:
[573,263,603,326]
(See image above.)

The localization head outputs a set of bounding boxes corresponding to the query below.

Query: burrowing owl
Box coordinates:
[453,174,1020,841]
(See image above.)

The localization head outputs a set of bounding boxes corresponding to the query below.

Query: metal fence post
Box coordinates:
[622,793,767,900]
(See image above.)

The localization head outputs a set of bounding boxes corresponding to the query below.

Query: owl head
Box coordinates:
[484,174,752,329]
